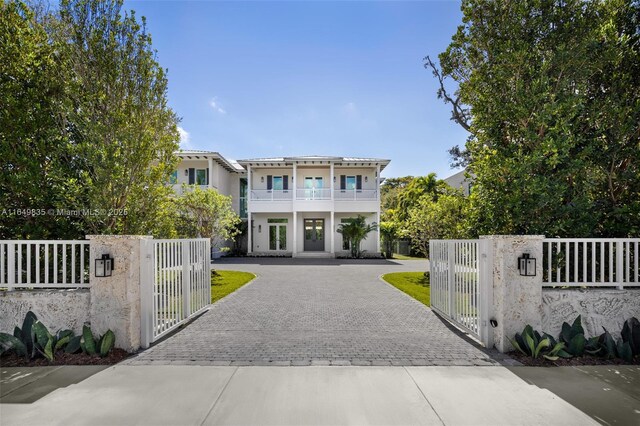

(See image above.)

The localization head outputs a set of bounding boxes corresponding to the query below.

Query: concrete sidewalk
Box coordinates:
[1,365,596,426]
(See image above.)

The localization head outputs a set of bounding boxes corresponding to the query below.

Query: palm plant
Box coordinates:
[337,215,378,258]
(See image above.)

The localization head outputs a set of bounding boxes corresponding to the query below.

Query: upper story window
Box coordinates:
[266,175,289,191]
[169,171,178,184]
[340,175,362,191]
[187,168,209,185]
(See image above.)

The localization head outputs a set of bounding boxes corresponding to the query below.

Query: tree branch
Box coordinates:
[424,55,472,133]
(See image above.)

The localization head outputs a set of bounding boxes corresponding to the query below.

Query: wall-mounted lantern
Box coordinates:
[258,224,262,233]
[184,169,188,176]
[95,254,114,277]
[333,176,336,182]
[365,176,368,183]
[261,176,264,183]
[518,253,536,276]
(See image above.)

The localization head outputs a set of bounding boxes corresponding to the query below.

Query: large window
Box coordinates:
[346,176,356,190]
[196,169,207,185]
[239,178,247,219]
[273,176,283,191]
[169,171,178,184]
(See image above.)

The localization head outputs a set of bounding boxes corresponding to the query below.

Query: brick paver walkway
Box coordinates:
[125,258,511,366]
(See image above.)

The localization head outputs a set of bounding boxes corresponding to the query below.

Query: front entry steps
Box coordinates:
[295,251,334,259]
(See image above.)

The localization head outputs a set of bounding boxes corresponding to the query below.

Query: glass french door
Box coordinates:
[269,224,287,251]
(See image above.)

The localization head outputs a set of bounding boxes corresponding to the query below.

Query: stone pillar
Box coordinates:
[481,235,544,353]
[87,235,151,352]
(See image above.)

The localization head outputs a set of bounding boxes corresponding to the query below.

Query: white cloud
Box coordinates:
[177,126,192,149]
[209,97,227,115]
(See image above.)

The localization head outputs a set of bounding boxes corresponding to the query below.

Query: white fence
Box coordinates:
[0,240,90,290]
[429,239,491,346]
[543,238,639,288]
[140,238,211,347]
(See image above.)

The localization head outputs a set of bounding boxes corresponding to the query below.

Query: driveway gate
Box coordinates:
[429,239,492,347]
[140,238,211,347]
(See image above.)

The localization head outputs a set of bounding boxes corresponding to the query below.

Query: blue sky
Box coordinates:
[125,0,468,178]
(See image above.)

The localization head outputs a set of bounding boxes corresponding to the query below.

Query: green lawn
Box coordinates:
[381,272,430,306]
[211,270,255,303]
[392,254,426,261]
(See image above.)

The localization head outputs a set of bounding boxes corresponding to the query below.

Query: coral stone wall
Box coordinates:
[0,290,90,335]
[542,289,640,338]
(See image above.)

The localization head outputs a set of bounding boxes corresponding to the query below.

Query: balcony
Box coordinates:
[250,189,293,201]
[295,188,331,200]
[249,188,377,201]
[334,189,378,201]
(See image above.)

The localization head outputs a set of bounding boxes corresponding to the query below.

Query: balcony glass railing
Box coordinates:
[249,188,378,201]
[334,189,378,200]
[295,188,331,200]
[250,189,293,201]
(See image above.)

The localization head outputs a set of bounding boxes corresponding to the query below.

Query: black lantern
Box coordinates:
[95,254,114,277]
[518,253,536,276]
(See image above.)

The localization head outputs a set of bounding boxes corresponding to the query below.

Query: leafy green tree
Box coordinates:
[379,221,398,259]
[405,192,469,257]
[59,0,180,235]
[429,0,640,237]
[174,186,241,252]
[1,0,180,239]
[337,215,378,258]
[0,1,85,239]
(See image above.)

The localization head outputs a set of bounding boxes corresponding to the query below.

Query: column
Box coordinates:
[330,212,335,255]
[247,165,252,254]
[208,157,214,189]
[330,162,334,200]
[481,235,544,352]
[87,235,152,352]
[292,211,297,257]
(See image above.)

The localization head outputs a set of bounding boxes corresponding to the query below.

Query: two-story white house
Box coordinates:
[172,151,389,258]
[238,156,389,258]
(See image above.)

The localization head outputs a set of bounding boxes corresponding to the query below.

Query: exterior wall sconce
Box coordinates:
[261,176,264,183]
[258,225,262,233]
[365,176,368,183]
[95,254,114,277]
[518,253,536,276]
[333,176,336,182]
[184,170,188,176]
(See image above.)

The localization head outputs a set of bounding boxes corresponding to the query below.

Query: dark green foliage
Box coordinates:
[559,316,587,357]
[0,333,27,357]
[65,335,82,354]
[99,330,115,357]
[430,0,640,237]
[598,328,618,359]
[82,324,97,356]
[337,215,378,258]
[0,311,116,361]
[621,317,640,356]
[509,324,566,360]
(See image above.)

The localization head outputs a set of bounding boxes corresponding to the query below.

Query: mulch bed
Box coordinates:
[0,348,132,367]
[509,351,640,367]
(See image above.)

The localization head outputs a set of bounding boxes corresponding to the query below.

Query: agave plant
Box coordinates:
[509,325,568,360]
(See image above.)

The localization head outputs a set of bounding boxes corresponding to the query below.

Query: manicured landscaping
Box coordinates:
[381,272,430,306]
[391,254,426,261]
[211,270,256,303]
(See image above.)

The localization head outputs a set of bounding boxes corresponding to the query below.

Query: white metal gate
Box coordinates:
[140,238,211,347]
[429,239,492,347]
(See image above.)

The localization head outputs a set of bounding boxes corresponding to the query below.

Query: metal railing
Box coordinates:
[140,238,211,347]
[295,188,331,200]
[429,239,491,347]
[334,189,378,200]
[0,240,90,289]
[543,238,639,288]
[250,189,293,201]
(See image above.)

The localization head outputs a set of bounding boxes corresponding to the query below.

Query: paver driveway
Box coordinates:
[125,258,508,366]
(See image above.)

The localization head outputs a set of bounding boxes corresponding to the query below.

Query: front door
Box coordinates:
[303,219,324,251]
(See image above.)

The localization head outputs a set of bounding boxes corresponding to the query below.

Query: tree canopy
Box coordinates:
[0,0,180,239]
[429,0,640,237]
